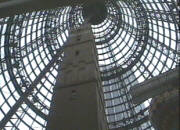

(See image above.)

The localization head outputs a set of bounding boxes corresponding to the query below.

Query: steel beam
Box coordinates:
[0,48,63,129]
[0,0,105,18]
[130,67,179,104]
[111,116,149,130]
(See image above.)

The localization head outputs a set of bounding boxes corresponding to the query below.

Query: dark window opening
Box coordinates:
[75,50,80,56]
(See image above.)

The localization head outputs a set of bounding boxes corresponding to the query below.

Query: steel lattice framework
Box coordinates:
[0,0,179,129]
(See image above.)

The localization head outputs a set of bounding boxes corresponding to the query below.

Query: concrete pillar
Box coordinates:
[149,89,179,130]
[130,67,179,104]
[46,24,108,130]
[129,67,179,130]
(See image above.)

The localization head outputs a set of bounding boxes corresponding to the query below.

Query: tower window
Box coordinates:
[75,50,80,56]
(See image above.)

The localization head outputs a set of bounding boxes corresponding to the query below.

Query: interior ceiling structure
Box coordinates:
[0,0,179,129]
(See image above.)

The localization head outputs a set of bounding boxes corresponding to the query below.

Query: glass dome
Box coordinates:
[0,0,179,129]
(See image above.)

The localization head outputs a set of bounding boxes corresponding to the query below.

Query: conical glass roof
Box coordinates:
[0,0,179,129]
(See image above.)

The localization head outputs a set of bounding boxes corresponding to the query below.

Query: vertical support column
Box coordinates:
[47,24,108,130]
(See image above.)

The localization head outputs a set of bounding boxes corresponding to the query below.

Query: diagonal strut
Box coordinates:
[0,49,63,129]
